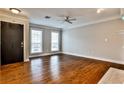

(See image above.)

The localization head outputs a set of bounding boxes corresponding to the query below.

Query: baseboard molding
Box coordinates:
[62,52,124,65]
[24,59,30,62]
[29,52,62,58]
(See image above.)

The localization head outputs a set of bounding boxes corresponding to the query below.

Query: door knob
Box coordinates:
[21,42,24,47]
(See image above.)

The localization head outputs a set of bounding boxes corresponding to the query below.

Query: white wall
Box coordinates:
[62,19,124,64]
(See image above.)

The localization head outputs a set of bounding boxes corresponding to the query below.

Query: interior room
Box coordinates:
[0,8,124,84]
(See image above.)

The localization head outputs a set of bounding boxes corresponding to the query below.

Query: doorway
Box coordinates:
[1,21,24,65]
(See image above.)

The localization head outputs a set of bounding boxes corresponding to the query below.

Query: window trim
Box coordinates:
[30,28,43,55]
[51,31,60,52]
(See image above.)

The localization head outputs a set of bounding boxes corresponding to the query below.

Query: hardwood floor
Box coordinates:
[0,54,124,84]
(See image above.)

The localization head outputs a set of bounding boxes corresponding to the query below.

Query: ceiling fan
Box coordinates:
[63,16,76,24]
[44,15,76,24]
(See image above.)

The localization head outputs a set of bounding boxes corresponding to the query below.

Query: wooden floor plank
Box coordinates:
[0,54,124,84]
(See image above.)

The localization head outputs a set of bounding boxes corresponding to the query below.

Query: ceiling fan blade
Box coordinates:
[69,18,76,21]
[66,21,72,24]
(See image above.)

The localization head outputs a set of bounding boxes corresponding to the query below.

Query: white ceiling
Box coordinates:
[4,8,123,29]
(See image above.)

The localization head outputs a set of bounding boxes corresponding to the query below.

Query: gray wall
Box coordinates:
[30,23,62,57]
[62,19,124,64]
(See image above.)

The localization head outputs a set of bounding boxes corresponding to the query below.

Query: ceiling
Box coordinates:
[2,8,123,29]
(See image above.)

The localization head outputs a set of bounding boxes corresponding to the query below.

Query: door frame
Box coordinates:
[0,21,25,65]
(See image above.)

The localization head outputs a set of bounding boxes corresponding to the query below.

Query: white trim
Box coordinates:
[24,59,30,62]
[65,16,121,30]
[62,52,124,65]
[30,28,43,54]
[30,23,61,31]
[120,8,123,16]
[29,52,62,58]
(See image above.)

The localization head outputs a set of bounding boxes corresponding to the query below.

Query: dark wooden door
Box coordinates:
[1,21,24,65]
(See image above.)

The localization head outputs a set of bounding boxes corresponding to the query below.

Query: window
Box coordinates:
[31,29,42,54]
[51,32,59,51]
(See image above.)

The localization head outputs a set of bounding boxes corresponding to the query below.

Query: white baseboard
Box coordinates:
[62,52,124,65]
[24,59,30,62]
[40,52,62,56]
[29,52,62,58]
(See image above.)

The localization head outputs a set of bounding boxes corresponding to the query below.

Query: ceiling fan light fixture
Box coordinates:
[97,9,101,14]
[97,8,104,14]
[10,8,21,14]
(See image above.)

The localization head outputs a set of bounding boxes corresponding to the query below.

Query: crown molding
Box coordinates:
[65,15,121,30]
[30,23,62,31]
